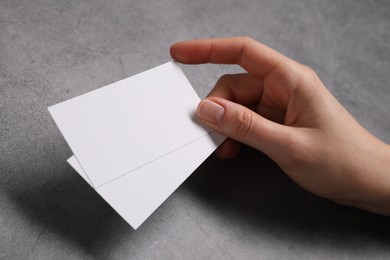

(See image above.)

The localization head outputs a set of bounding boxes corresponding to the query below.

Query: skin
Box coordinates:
[170,36,390,215]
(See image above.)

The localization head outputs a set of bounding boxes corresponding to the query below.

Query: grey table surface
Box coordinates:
[1,0,390,259]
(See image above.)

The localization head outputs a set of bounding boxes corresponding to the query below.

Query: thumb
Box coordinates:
[196,97,293,158]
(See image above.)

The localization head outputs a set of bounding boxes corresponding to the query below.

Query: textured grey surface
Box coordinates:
[1,0,390,259]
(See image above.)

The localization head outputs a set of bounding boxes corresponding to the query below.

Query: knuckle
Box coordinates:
[303,65,318,79]
[286,64,320,95]
[238,36,254,43]
[231,110,253,140]
[299,65,319,83]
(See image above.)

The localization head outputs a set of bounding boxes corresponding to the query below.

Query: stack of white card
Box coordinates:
[48,61,225,229]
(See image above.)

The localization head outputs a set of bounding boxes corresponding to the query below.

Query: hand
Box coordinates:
[170,37,390,215]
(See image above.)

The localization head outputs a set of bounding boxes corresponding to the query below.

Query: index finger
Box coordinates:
[170,37,289,78]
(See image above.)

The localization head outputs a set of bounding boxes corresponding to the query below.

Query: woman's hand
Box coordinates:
[171,37,390,215]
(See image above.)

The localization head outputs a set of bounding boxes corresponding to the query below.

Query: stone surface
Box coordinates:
[1,0,390,259]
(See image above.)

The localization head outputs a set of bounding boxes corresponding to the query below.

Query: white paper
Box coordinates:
[49,61,225,229]
[49,62,215,188]
[68,131,224,229]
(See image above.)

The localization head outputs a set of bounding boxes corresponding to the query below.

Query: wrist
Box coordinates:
[344,139,390,215]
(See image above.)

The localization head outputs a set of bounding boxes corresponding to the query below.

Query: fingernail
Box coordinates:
[197,99,225,124]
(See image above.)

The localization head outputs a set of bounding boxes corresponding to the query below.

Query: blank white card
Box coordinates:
[48,62,225,229]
